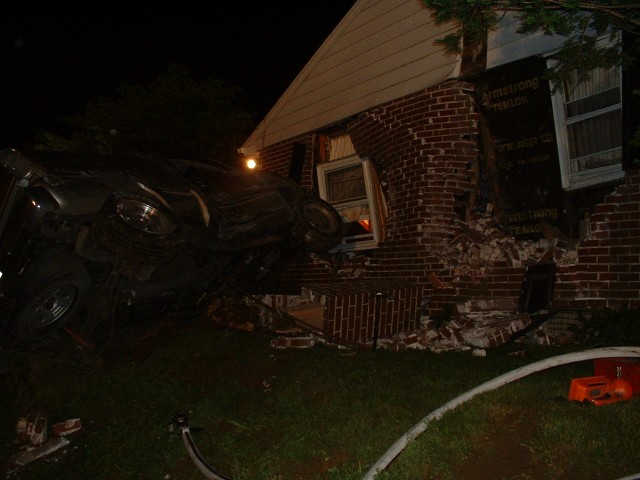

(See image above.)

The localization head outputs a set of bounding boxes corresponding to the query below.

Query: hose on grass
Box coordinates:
[172,414,230,480]
[362,346,640,480]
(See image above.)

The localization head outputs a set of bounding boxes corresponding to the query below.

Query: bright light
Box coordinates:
[246,158,257,169]
[358,218,371,232]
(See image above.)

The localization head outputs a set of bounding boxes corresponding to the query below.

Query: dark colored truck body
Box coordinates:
[0,149,342,342]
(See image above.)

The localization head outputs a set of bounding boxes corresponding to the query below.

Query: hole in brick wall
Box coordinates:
[454,191,471,221]
[517,262,556,314]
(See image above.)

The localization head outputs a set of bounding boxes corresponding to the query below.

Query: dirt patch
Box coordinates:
[453,408,548,480]
[287,448,352,479]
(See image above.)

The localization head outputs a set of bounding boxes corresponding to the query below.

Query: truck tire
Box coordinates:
[291,195,343,253]
[98,192,183,264]
[14,255,91,342]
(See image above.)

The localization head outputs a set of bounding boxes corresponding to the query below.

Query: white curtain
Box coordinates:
[329,136,356,160]
[563,66,622,172]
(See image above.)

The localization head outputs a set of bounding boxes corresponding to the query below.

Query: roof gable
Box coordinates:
[241,0,461,154]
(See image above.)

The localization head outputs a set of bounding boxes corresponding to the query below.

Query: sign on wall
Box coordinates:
[475,55,568,239]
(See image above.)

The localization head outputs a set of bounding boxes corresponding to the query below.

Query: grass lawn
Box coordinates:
[2,314,639,480]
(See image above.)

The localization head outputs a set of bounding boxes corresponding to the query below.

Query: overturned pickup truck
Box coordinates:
[0,149,343,342]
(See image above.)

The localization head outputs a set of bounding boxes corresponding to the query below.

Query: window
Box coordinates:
[550,63,624,190]
[316,136,386,251]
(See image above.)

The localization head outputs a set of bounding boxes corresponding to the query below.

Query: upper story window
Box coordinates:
[316,135,386,252]
[550,63,624,190]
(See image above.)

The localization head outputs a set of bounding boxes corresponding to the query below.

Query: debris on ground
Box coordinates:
[13,437,70,467]
[270,336,317,349]
[370,312,553,353]
[220,303,568,353]
[8,413,82,472]
[264,304,570,353]
[205,295,260,332]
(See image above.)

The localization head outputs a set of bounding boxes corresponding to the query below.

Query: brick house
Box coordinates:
[240,0,639,345]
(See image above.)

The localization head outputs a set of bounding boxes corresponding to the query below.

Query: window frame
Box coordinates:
[316,154,384,252]
[549,61,624,190]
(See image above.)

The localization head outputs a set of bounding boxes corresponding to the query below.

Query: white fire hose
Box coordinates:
[362,346,640,480]
[171,414,230,480]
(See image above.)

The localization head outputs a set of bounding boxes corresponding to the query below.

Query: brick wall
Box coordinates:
[346,81,480,314]
[278,256,337,294]
[349,82,479,289]
[260,133,315,190]
[255,81,639,342]
[306,279,420,344]
[552,170,640,310]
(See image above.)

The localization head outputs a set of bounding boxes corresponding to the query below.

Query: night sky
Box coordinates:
[1,1,356,148]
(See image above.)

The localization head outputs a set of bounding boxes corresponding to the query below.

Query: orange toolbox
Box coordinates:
[568,375,632,406]
[594,357,640,397]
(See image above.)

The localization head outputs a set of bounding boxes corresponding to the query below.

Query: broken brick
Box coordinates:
[270,336,316,349]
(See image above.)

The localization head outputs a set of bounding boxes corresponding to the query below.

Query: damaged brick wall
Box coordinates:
[553,171,640,310]
[350,81,479,250]
[347,81,481,309]
[256,80,639,337]
[423,170,640,314]
[260,81,484,308]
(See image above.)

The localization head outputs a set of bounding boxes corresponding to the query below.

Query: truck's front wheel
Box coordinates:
[14,255,91,342]
[291,195,344,252]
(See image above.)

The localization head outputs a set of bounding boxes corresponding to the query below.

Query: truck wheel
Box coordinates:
[291,195,343,253]
[14,255,91,342]
[98,192,183,264]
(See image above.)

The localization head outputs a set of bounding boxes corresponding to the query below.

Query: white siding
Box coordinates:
[487,11,567,69]
[241,0,461,154]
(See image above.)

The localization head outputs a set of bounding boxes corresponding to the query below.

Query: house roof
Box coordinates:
[240,0,461,155]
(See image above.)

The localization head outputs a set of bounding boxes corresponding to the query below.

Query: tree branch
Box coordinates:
[492,0,640,29]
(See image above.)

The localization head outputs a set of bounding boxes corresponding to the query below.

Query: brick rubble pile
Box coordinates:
[438,214,578,281]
